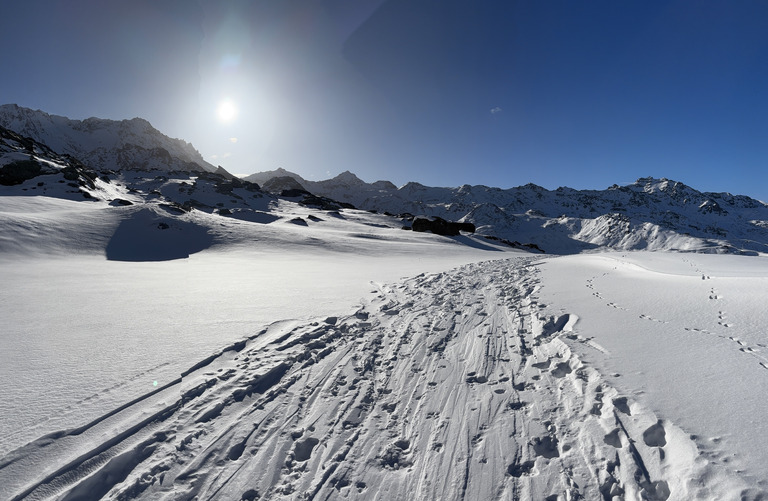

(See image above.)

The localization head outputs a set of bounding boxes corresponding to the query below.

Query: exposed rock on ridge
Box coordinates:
[0,104,216,173]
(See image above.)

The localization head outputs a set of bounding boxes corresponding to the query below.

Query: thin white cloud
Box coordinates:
[229,137,238,143]
[490,107,502,114]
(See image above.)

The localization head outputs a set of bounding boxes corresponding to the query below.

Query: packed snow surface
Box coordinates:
[3,249,767,500]
[0,195,507,460]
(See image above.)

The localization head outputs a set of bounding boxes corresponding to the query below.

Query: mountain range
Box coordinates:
[2,104,768,256]
[245,168,768,255]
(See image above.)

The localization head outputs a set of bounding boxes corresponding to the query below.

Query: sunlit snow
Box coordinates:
[2,116,768,498]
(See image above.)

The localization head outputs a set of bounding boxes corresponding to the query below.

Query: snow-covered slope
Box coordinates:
[0,157,514,465]
[248,169,768,255]
[0,104,216,173]
[3,109,768,500]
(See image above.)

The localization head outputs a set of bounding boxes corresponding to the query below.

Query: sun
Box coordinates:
[216,99,239,123]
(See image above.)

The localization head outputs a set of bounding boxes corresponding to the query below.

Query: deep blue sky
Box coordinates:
[2,1,767,200]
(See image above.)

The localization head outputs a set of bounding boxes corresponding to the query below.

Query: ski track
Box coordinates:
[0,257,752,500]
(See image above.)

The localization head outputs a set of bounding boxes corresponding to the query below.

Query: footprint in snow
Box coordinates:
[507,460,536,477]
[551,361,572,378]
[531,436,560,459]
[612,397,631,415]
[642,421,667,448]
[292,437,320,462]
[603,428,622,448]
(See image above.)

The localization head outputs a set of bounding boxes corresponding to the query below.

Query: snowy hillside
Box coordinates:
[247,169,768,255]
[0,104,216,173]
[2,110,768,500]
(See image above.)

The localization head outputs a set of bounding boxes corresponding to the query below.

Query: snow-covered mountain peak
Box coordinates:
[400,181,428,192]
[522,182,546,191]
[243,167,306,187]
[261,175,307,194]
[371,180,397,191]
[5,101,767,256]
[273,166,296,176]
[631,176,698,198]
[325,170,364,186]
[0,104,215,174]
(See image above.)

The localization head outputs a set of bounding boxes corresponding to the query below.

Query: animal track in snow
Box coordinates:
[684,327,768,369]
[586,275,639,314]
[639,313,668,324]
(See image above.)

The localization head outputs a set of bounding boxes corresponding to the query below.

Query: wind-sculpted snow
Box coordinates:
[0,258,750,500]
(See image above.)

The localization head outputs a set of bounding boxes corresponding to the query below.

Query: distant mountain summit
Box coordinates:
[0,104,216,173]
[244,169,400,208]
[244,167,307,187]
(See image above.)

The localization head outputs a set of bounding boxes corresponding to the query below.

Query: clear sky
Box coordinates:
[2,1,767,200]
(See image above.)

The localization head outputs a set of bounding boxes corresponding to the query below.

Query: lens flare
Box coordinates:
[216,100,238,123]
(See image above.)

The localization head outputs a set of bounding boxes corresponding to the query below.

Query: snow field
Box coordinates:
[540,252,768,497]
[0,190,513,460]
[2,188,768,499]
[3,257,757,500]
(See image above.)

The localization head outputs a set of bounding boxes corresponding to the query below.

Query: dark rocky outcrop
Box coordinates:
[0,159,44,186]
[411,216,475,236]
[298,193,355,211]
[482,235,545,253]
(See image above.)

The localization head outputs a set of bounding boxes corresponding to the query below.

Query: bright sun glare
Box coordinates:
[216,100,238,123]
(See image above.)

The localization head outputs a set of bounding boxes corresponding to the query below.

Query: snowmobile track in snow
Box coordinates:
[0,257,745,500]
